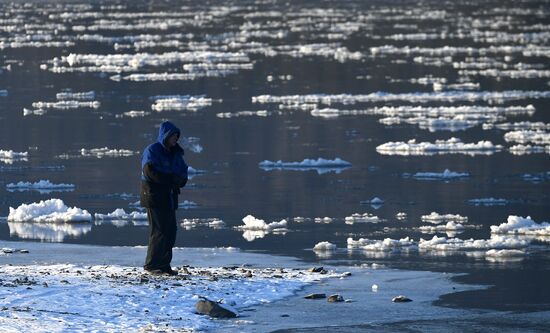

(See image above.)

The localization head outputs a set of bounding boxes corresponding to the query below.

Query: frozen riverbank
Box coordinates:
[0,240,516,332]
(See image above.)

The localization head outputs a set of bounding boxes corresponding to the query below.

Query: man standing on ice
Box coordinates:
[140,121,188,275]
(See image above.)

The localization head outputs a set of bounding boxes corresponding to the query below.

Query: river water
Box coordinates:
[0,0,549,315]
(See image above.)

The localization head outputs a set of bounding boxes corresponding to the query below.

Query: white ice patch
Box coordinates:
[253,91,550,105]
[259,158,351,174]
[31,100,100,110]
[347,237,416,252]
[409,169,470,180]
[485,249,526,257]
[79,147,138,158]
[467,198,508,206]
[55,91,95,100]
[151,95,214,112]
[490,215,550,236]
[181,218,225,229]
[418,221,466,233]
[6,180,75,193]
[504,130,550,145]
[376,138,502,156]
[313,241,337,251]
[418,235,529,251]
[509,144,550,155]
[217,110,270,118]
[421,212,468,224]
[236,215,288,241]
[0,264,340,332]
[0,150,29,164]
[345,213,382,224]
[178,200,198,209]
[8,199,92,223]
[94,208,147,221]
[0,90,7,96]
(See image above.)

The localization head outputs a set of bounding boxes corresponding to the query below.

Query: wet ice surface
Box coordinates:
[0,0,550,326]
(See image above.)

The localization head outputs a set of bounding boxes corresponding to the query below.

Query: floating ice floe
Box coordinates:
[504,130,550,145]
[347,237,416,252]
[396,212,408,220]
[484,121,550,131]
[31,100,100,110]
[0,150,29,164]
[115,110,150,118]
[419,221,465,233]
[181,218,225,230]
[6,180,75,193]
[0,89,7,96]
[23,108,47,116]
[178,200,198,209]
[418,235,529,251]
[408,169,470,180]
[151,95,214,112]
[345,213,382,224]
[314,217,333,224]
[79,147,138,158]
[376,138,503,156]
[252,91,550,105]
[94,208,147,221]
[509,144,550,155]
[259,158,351,174]
[8,199,92,223]
[236,215,288,242]
[421,212,468,224]
[216,110,270,118]
[313,241,337,251]
[56,91,95,100]
[467,198,508,206]
[432,82,480,92]
[490,215,550,236]
[7,221,92,242]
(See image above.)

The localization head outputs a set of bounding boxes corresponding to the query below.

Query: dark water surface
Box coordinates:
[1,0,549,313]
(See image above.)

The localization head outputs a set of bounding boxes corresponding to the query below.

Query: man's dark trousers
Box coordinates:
[144,207,177,270]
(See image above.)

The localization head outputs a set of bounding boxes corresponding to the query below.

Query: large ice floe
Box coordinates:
[376,138,502,156]
[421,212,468,224]
[235,215,288,241]
[7,199,92,223]
[259,158,352,174]
[490,215,550,236]
[504,130,550,145]
[6,180,75,194]
[0,150,28,164]
[0,263,341,332]
[252,91,550,105]
[181,218,225,230]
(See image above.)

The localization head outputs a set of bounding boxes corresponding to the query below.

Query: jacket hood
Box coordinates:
[157,121,181,148]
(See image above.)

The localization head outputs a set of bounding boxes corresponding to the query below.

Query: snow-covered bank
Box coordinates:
[0,241,491,333]
[0,263,339,332]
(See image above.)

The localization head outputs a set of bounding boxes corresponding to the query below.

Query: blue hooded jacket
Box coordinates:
[140,121,188,209]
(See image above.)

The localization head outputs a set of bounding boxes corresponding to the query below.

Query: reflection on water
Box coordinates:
[7,222,92,242]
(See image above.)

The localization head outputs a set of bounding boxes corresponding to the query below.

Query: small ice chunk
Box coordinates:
[313,242,337,251]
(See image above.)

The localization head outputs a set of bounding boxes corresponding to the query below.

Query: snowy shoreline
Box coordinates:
[0,241,489,332]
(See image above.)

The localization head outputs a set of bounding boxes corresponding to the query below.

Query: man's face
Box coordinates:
[167,133,179,147]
